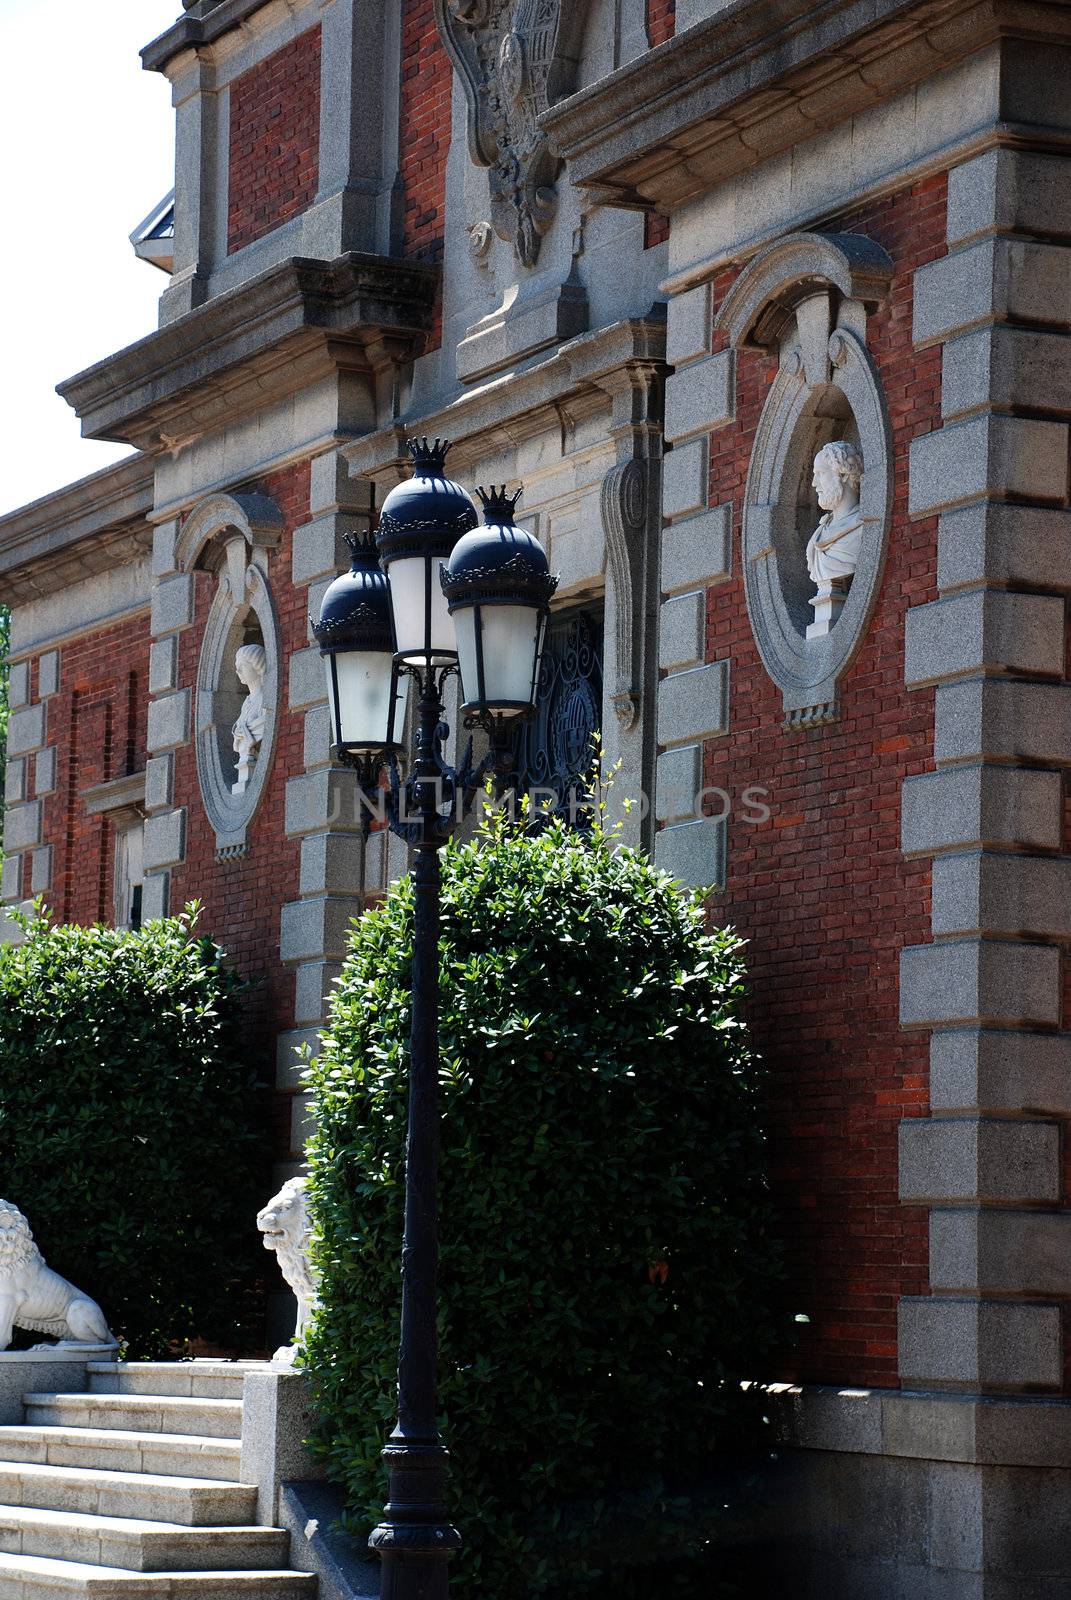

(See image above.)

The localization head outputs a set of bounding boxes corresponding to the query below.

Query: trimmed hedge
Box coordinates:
[0,905,268,1357]
[304,811,781,1599]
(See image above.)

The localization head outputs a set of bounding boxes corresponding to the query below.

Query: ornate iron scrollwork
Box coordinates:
[433,0,592,267]
[512,607,603,823]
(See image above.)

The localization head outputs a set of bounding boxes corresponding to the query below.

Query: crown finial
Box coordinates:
[476,485,522,523]
[344,530,379,567]
[407,436,451,476]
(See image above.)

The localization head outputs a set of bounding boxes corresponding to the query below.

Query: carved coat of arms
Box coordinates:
[434,0,591,267]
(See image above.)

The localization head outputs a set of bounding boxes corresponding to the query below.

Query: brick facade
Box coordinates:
[645,0,676,47]
[39,614,151,928]
[699,176,949,1387]
[168,463,312,1158]
[227,27,322,256]
[398,0,451,350]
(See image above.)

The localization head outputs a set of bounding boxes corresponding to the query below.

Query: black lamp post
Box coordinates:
[312,439,558,1600]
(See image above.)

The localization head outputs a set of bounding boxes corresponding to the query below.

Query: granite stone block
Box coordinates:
[662,437,708,521]
[7,704,45,758]
[658,590,705,672]
[664,350,735,441]
[146,690,191,754]
[905,590,1064,686]
[934,679,1071,767]
[899,1116,1059,1204]
[900,938,1060,1028]
[902,766,1062,857]
[656,659,728,746]
[37,651,59,699]
[660,503,732,594]
[150,573,196,636]
[654,817,726,889]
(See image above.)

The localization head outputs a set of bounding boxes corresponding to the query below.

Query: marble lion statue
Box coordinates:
[0,1200,116,1351]
[257,1177,320,1365]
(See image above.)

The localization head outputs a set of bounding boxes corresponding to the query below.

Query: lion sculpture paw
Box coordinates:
[257,1176,319,1365]
[0,1200,116,1352]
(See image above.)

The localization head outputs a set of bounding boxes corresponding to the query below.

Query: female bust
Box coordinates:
[231,642,268,796]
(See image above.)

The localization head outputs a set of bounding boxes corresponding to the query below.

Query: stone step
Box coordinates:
[0,1504,288,1572]
[0,1497,288,1574]
[0,1463,256,1526]
[0,1550,317,1596]
[23,1398,243,1443]
[85,1368,266,1403]
[0,1429,241,1482]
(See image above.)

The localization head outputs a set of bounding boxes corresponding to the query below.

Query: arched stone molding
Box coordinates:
[177,491,284,856]
[742,319,893,728]
[195,559,281,856]
[174,491,283,576]
[716,232,894,359]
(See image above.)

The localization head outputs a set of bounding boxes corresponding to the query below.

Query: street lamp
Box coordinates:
[312,438,557,1600]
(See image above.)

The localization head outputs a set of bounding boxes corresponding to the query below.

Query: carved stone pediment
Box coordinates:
[434,0,591,267]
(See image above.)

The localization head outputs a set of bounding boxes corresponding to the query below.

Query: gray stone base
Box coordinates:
[0,1348,112,1425]
[752,1385,1071,1599]
[280,1480,379,1600]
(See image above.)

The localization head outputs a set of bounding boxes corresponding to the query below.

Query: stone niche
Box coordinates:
[719,233,895,727]
[176,492,284,857]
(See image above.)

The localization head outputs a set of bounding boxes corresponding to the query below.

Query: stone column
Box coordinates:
[653,283,734,886]
[277,452,373,1163]
[159,50,227,326]
[900,147,1071,1397]
[595,354,666,854]
[300,0,395,260]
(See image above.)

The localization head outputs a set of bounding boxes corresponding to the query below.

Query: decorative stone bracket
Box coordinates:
[601,458,647,730]
[434,0,592,267]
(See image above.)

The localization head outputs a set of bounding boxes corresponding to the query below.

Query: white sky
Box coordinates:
[0,0,179,516]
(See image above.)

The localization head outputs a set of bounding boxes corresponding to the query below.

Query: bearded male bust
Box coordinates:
[0,1200,116,1351]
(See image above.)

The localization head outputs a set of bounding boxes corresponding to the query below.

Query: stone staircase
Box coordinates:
[0,1360,318,1597]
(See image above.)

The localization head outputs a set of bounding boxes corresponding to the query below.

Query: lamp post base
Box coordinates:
[369,1437,461,1600]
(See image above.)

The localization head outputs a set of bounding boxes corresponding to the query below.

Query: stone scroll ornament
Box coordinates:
[0,1201,117,1351]
[434,0,592,267]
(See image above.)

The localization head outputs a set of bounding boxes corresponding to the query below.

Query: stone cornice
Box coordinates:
[57,253,438,454]
[0,455,154,606]
[143,0,281,73]
[541,0,1071,211]
[343,313,667,485]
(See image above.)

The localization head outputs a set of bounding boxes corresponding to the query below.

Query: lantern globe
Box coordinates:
[375,438,479,666]
[312,535,408,758]
[440,487,559,719]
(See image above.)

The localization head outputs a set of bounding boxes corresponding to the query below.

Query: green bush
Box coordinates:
[304,810,781,1599]
[0,905,268,1357]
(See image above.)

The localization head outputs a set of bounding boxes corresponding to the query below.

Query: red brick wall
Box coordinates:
[398,0,451,350]
[646,0,675,47]
[169,463,311,1159]
[690,174,948,1388]
[227,27,322,256]
[39,613,151,929]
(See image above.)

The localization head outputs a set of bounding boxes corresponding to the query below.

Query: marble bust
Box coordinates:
[804,440,864,637]
[231,643,268,796]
